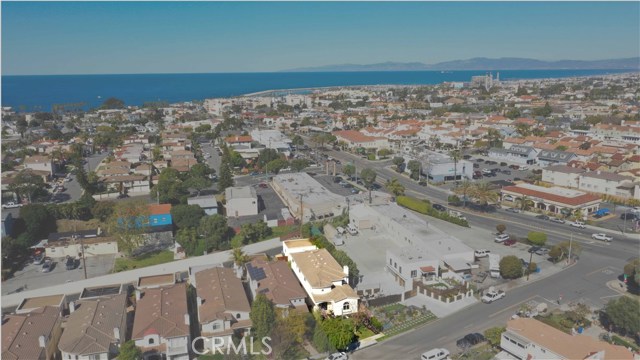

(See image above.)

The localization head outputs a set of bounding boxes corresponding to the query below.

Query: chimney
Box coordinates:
[197,296,203,306]
[38,335,46,348]
[69,301,75,313]
[343,265,349,277]
[113,327,120,341]
[135,289,141,301]
[184,313,190,325]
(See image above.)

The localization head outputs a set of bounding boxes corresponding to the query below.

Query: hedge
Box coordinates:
[396,196,469,227]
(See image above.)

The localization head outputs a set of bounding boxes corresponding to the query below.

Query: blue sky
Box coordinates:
[2,1,639,75]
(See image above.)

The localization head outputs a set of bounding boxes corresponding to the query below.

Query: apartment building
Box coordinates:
[2,306,63,360]
[246,257,308,313]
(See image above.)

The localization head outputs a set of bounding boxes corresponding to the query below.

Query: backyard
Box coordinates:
[113,250,174,272]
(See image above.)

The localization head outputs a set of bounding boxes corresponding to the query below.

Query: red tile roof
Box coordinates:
[148,204,172,215]
[502,186,600,206]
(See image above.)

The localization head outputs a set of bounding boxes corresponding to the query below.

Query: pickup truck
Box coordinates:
[569,221,586,229]
[482,290,506,303]
[2,202,22,209]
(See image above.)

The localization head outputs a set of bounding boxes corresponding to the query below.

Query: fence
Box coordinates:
[367,294,402,307]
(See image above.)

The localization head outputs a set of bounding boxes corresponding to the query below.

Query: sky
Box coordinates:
[2,1,639,75]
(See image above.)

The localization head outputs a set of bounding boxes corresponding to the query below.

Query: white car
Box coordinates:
[519,166,529,171]
[2,202,22,209]
[474,249,490,258]
[421,348,450,360]
[326,352,348,360]
[570,221,586,229]
[494,234,510,243]
[592,233,613,242]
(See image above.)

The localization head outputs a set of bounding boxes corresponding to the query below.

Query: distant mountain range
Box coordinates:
[282,57,640,72]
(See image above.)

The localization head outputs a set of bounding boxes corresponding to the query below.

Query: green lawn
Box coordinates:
[231,224,299,245]
[113,250,174,272]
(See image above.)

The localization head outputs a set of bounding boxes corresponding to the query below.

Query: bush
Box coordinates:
[527,262,538,274]
[397,195,469,227]
[500,255,523,279]
[528,231,548,246]
[370,316,383,332]
[496,224,506,234]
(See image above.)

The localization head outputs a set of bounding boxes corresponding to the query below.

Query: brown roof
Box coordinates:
[2,306,60,360]
[58,293,128,356]
[137,274,176,288]
[502,185,601,206]
[333,130,385,143]
[247,258,307,307]
[195,267,251,324]
[131,283,190,341]
[17,294,65,312]
[506,318,634,360]
[23,155,50,164]
[289,248,346,288]
[225,135,253,143]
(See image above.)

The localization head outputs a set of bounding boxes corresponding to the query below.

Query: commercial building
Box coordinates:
[536,150,577,167]
[350,203,474,290]
[58,293,128,360]
[501,318,635,360]
[246,257,308,313]
[332,130,390,151]
[132,277,190,360]
[44,229,117,258]
[424,157,473,182]
[225,186,258,217]
[271,172,346,222]
[249,129,292,156]
[501,183,601,216]
[283,239,359,317]
[193,267,252,350]
[2,306,63,360]
[488,145,538,165]
[23,155,55,178]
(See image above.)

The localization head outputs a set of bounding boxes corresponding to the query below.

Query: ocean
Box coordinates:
[1,69,632,112]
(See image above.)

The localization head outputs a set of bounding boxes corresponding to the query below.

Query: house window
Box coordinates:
[343,303,350,311]
[236,313,241,319]
[399,266,402,274]
[389,259,392,266]
[411,270,417,278]
[149,338,155,345]
[394,262,397,269]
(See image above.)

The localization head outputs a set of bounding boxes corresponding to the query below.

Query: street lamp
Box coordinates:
[567,231,573,266]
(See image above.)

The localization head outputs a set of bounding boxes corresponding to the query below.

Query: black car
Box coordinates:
[476,158,484,162]
[463,155,472,160]
[65,256,76,270]
[433,204,446,212]
[528,246,541,254]
[473,163,480,168]
[456,333,486,349]
[502,170,512,175]
[620,213,637,220]
[536,214,550,220]
[333,176,342,183]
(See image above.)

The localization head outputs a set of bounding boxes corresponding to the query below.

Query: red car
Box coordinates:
[259,183,268,189]
[503,239,517,246]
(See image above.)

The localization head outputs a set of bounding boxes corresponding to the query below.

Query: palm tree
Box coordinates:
[454,180,475,207]
[231,246,250,268]
[385,178,405,197]
[517,195,534,211]
[471,182,499,207]
[449,149,461,186]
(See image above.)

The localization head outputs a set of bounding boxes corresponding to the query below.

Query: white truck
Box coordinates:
[488,253,501,278]
[482,289,506,303]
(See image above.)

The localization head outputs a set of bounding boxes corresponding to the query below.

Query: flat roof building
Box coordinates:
[272,172,346,221]
[501,183,601,215]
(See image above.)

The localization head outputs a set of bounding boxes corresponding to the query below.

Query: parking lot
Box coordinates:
[226,183,288,229]
[314,174,364,197]
[2,254,116,295]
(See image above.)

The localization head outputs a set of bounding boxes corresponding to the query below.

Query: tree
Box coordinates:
[239,221,272,244]
[377,148,392,158]
[392,157,405,172]
[19,204,56,244]
[484,327,506,347]
[154,168,188,204]
[549,241,582,263]
[321,317,355,350]
[623,258,640,287]
[230,246,250,267]
[342,164,355,178]
[496,224,506,234]
[454,180,475,207]
[517,195,534,211]
[500,255,523,279]
[91,201,116,222]
[266,158,289,174]
[603,296,640,336]
[407,160,421,180]
[470,182,499,206]
[449,149,461,183]
[107,199,150,255]
[385,178,405,196]
[250,294,276,339]
[312,321,333,353]
[176,227,203,256]
[16,118,28,137]
[257,148,280,168]
[515,123,531,137]
[527,231,547,246]
[171,204,205,229]
[291,158,310,172]
[332,249,360,286]
[359,168,376,189]
[198,214,233,251]
[217,159,234,192]
[291,135,305,146]
[505,108,521,119]
[8,170,47,203]
[118,340,142,360]
[269,318,298,360]
[100,97,125,109]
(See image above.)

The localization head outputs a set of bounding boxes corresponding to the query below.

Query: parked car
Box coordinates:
[500,162,508,166]
[503,239,517,246]
[570,221,586,229]
[550,217,565,224]
[432,204,446,212]
[536,215,550,220]
[2,202,22,209]
[520,258,529,267]
[494,234,510,243]
[346,224,358,236]
[421,348,450,360]
[502,170,512,175]
[528,246,541,253]
[620,213,638,220]
[519,166,529,171]
[481,290,506,304]
[474,249,490,258]
[41,259,53,273]
[509,164,520,170]
[506,207,521,213]
[65,256,76,270]
[473,163,480,168]
[326,352,348,360]
[456,333,486,348]
[535,247,550,256]
[513,177,522,181]
[259,183,269,189]
[592,233,613,242]
[476,158,484,162]
[33,254,45,265]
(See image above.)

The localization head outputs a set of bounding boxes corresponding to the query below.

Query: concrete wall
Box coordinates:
[46,241,118,258]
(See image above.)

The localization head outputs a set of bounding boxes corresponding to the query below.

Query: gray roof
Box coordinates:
[225,186,257,200]
[537,150,576,162]
[581,171,633,182]
[489,145,537,156]
[544,164,586,174]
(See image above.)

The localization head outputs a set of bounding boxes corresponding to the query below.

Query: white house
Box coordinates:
[188,195,219,216]
[224,186,258,217]
[578,171,637,199]
[542,164,586,188]
[487,145,538,165]
[283,239,359,317]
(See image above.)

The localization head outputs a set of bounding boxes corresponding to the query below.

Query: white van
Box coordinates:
[336,226,346,235]
[421,348,450,360]
[346,224,358,235]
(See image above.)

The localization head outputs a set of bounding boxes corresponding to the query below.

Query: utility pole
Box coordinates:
[526,250,534,281]
[74,220,87,279]
[299,194,304,237]
[567,231,573,266]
